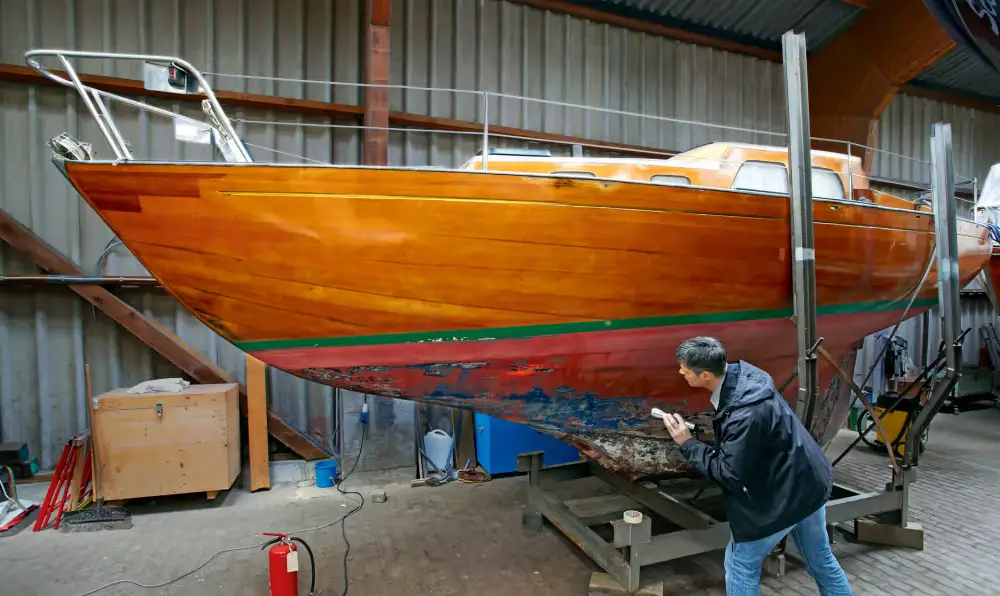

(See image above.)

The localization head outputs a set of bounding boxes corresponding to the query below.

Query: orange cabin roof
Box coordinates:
[460,142,918,210]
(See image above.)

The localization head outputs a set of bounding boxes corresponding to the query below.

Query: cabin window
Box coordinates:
[731,161,789,194]
[650,175,691,186]
[552,171,596,177]
[811,168,846,201]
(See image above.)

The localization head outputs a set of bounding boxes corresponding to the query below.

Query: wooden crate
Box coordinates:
[93,383,240,501]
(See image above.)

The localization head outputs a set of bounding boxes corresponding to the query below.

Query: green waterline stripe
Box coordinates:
[236,297,938,352]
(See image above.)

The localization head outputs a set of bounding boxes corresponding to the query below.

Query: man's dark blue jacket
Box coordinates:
[680,361,833,542]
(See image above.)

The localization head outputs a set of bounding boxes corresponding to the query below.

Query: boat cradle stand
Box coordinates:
[517,451,923,594]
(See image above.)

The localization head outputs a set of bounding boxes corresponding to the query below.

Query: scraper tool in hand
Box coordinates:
[651,407,695,429]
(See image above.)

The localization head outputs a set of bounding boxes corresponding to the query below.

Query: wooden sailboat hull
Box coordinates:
[62,161,991,476]
[986,247,1000,302]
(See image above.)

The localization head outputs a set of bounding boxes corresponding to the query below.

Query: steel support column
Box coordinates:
[782,31,820,427]
[903,123,963,469]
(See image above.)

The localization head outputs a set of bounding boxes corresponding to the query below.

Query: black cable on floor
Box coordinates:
[74,422,370,596]
[336,424,366,596]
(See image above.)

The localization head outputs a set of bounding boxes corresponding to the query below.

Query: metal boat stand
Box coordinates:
[517,451,924,594]
[515,30,967,596]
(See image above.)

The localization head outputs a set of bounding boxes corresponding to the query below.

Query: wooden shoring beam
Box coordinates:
[0,207,330,461]
[246,355,272,491]
[364,0,391,165]
[807,0,956,150]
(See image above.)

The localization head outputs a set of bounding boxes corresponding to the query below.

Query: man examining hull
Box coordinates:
[663,336,853,595]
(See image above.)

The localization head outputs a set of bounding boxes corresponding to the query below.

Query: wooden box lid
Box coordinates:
[95,383,239,411]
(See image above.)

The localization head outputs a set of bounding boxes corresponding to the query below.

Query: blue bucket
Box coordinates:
[315,460,338,488]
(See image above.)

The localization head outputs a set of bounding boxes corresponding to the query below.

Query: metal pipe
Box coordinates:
[782,30,820,428]
[0,275,160,286]
[481,92,489,171]
[847,142,854,199]
[90,88,133,160]
[56,54,126,160]
[25,49,251,162]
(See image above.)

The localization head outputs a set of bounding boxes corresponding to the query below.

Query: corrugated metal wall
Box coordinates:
[2,0,999,469]
[0,0,366,469]
[874,93,1000,204]
[854,294,999,385]
[390,0,788,166]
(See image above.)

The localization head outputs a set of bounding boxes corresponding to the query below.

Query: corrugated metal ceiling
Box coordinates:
[913,47,1000,103]
[570,0,1000,102]
[565,0,863,50]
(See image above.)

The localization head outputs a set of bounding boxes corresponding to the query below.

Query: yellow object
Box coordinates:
[873,404,915,457]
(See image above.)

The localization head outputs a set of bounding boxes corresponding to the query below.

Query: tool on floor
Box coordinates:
[33,434,93,531]
[262,532,316,596]
[59,364,132,532]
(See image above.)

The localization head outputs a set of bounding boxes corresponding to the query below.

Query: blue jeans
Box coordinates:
[724,505,853,595]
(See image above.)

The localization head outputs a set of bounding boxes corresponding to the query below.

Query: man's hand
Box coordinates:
[663,413,693,445]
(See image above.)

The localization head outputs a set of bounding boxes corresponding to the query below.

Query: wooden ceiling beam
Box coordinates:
[807,0,956,149]
[364,0,391,166]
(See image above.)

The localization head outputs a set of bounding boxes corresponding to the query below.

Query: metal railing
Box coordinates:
[24,48,981,219]
[24,49,251,162]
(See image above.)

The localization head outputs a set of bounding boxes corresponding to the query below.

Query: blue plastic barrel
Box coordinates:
[315,460,338,488]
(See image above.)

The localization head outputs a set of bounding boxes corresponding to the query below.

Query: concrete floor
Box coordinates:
[1,406,999,596]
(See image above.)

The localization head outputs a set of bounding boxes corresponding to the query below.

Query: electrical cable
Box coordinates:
[291,537,317,596]
[1,466,26,511]
[335,425,366,596]
[74,423,369,596]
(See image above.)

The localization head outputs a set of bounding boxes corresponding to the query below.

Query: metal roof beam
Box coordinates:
[808,0,955,149]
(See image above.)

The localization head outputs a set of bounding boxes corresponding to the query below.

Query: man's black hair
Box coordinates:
[676,336,728,377]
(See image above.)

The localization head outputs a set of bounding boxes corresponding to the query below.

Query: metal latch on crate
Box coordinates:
[156,403,163,419]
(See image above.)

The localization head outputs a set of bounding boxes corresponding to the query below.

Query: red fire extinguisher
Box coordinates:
[262,532,315,596]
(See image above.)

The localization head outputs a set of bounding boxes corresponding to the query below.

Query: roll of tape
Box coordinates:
[623,510,643,525]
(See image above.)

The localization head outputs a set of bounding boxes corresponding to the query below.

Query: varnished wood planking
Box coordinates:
[0,205,329,460]
[65,163,991,344]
